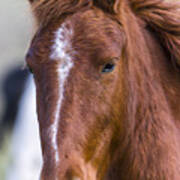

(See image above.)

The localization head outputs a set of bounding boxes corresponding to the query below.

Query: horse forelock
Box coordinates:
[30,0,92,27]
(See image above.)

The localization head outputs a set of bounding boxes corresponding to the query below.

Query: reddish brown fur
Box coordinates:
[26,0,180,179]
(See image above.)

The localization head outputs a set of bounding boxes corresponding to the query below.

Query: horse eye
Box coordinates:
[101,63,115,73]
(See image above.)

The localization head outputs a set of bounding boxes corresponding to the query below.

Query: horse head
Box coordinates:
[26,0,180,179]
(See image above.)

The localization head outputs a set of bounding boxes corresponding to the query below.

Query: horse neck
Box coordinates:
[111,8,180,179]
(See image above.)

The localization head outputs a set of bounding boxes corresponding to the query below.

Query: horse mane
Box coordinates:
[131,0,180,67]
[114,1,180,177]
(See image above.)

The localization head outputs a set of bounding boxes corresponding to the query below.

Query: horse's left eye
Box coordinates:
[101,63,115,73]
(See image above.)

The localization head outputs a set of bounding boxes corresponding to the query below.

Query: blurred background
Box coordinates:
[0,0,42,179]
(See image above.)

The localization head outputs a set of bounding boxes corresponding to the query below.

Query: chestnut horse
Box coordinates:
[26,0,180,179]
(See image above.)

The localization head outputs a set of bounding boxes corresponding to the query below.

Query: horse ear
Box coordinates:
[93,0,122,13]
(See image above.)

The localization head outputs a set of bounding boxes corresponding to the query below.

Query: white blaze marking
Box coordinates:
[50,23,74,163]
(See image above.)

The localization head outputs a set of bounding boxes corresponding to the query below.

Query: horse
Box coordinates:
[26,0,180,179]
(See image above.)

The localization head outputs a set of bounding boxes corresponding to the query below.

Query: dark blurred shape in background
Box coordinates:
[0,66,29,146]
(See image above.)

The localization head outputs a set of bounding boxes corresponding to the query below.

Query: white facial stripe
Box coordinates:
[50,23,73,60]
[50,23,74,163]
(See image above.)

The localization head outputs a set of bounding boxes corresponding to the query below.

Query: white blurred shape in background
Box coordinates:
[6,75,42,180]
